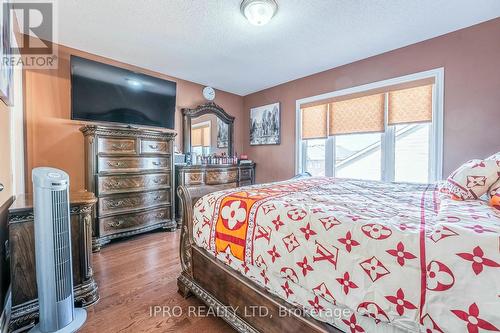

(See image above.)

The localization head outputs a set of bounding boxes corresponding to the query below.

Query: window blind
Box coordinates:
[329,93,385,135]
[204,126,211,146]
[299,77,435,109]
[192,125,211,147]
[300,79,434,137]
[388,84,433,125]
[301,104,328,139]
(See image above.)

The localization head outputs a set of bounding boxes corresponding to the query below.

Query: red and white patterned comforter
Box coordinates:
[192,177,500,332]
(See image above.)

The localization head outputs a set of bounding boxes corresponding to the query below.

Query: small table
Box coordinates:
[8,191,99,332]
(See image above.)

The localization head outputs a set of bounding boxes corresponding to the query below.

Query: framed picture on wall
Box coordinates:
[217,118,228,148]
[250,102,280,145]
[0,0,13,106]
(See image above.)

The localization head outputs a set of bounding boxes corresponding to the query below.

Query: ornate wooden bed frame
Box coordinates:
[176,183,343,333]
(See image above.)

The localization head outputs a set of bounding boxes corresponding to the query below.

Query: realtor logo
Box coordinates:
[2,1,58,69]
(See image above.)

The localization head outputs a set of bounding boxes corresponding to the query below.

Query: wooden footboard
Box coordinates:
[177,185,224,278]
[176,183,342,333]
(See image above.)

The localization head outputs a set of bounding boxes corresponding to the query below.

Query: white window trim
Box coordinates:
[295,68,444,181]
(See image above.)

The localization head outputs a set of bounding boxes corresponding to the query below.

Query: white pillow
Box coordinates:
[446,159,499,200]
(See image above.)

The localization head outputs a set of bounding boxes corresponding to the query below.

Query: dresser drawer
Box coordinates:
[98,137,136,155]
[98,173,170,195]
[140,139,170,155]
[183,172,204,186]
[239,168,253,181]
[239,180,252,187]
[98,156,171,173]
[98,190,170,216]
[100,207,171,236]
[206,169,238,185]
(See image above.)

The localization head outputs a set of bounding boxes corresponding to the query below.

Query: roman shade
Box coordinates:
[388,84,433,125]
[192,125,211,147]
[329,94,385,135]
[301,104,328,139]
[300,78,435,138]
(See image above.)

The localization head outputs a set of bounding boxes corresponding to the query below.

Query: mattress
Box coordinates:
[191,177,500,332]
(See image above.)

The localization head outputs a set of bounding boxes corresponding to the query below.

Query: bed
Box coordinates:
[177,177,500,333]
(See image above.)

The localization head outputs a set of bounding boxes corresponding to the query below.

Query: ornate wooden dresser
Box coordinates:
[174,163,256,223]
[8,192,98,332]
[80,125,177,251]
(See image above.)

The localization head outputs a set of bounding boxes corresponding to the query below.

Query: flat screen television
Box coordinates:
[71,55,176,129]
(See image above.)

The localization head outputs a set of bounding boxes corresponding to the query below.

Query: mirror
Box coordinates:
[190,114,229,156]
[182,102,234,162]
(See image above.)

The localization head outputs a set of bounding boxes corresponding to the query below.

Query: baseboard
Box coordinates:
[0,286,11,333]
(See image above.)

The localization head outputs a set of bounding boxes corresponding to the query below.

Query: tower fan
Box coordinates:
[30,167,87,333]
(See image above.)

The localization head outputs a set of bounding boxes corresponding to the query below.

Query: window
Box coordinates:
[305,139,326,177]
[296,69,443,183]
[394,123,430,183]
[335,132,382,180]
[191,121,211,156]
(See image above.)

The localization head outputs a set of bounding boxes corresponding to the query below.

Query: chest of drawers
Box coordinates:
[174,163,256,224]
[81,125,177,251]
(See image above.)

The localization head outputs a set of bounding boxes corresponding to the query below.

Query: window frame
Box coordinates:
[295,68,444,182]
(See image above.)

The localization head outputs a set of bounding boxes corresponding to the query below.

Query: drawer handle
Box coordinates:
[111,143,130,150]
[152,161,164,166]
[149,144,159,150]
[108,161,127,168]
[153,195,162,201]
[108,200,125,208]
[0,183,3,192]
[105,180,125,188]
[152,178,164,184]
[108,220,124,228]
[156,212,166,219]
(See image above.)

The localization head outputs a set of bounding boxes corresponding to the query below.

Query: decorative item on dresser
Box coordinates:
[7,192,98,332]
[80,125,177,252]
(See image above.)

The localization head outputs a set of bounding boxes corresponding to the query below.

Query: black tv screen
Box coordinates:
[71,55,176,129]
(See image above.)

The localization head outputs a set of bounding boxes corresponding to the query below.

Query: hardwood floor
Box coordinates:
[80,231,234,333]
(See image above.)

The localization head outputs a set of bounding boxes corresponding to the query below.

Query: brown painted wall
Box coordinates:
[24,43,244,192]
[243,18,500,184]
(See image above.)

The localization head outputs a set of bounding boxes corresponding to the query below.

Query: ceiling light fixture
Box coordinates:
[241,0,278,26]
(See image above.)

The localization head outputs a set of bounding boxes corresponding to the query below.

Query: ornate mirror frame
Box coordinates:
[182,102,235,156]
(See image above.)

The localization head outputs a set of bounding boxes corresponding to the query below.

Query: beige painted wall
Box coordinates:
[24,42,244,192]
[243,18,500,183]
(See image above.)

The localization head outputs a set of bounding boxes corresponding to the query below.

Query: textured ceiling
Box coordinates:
[54,0,500,95]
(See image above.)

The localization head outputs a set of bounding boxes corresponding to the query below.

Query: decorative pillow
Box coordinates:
[445,159,499,200]
[485,152,500,198]
[488,177,500,197]
[490,187,500,211]
[486,152,500,165]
